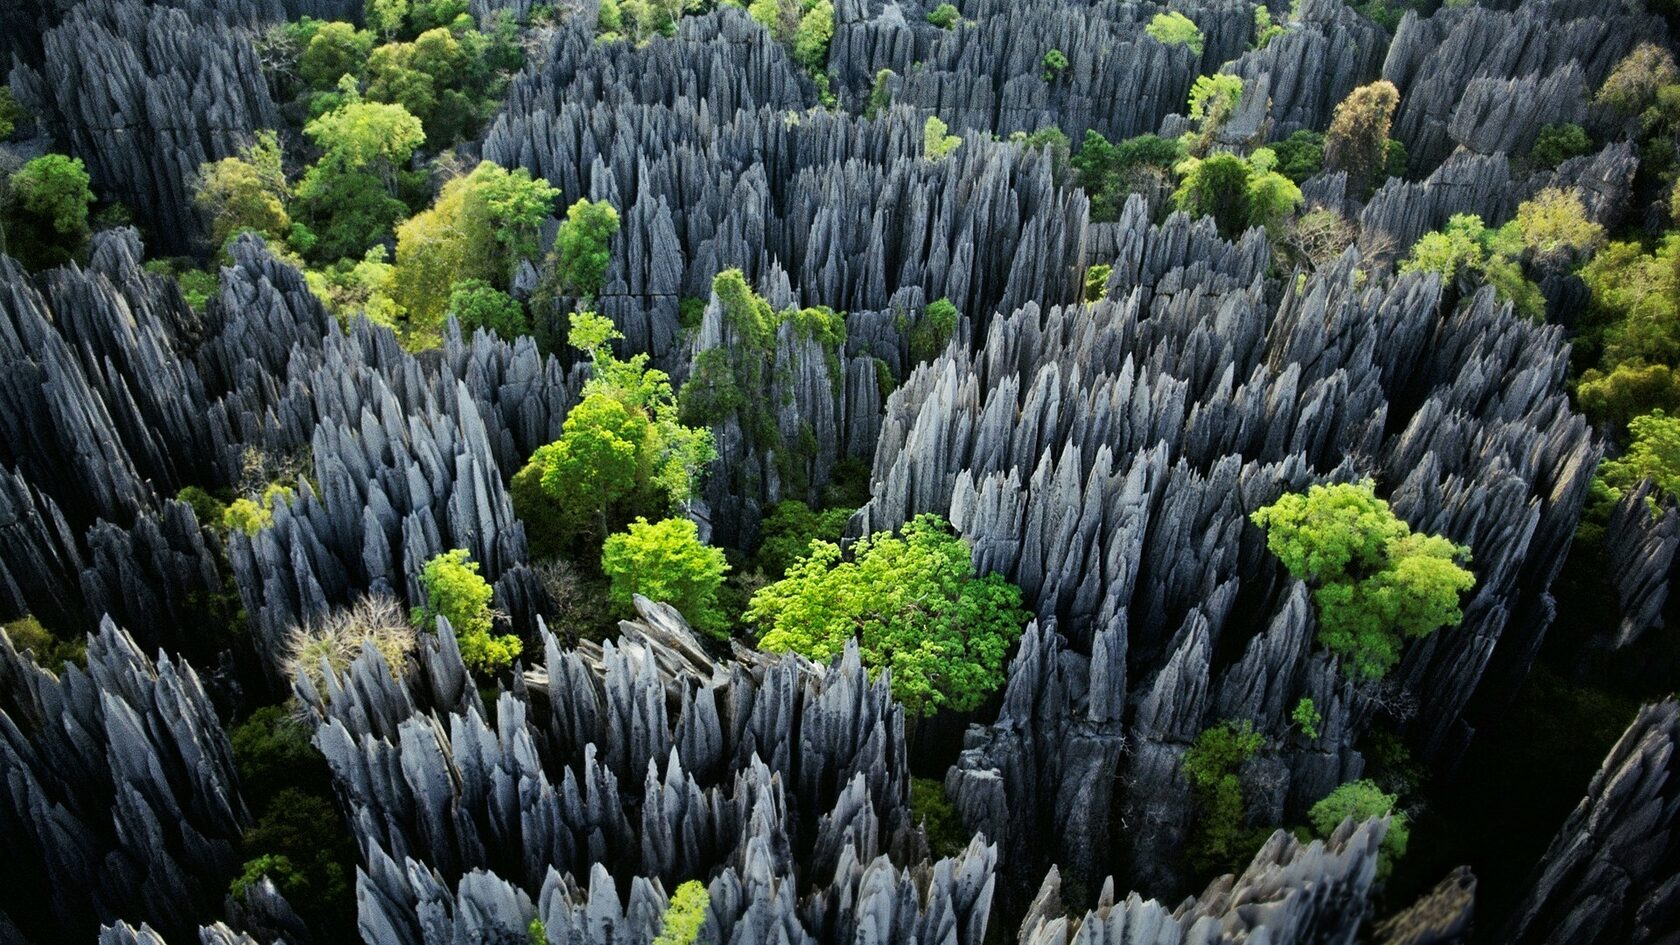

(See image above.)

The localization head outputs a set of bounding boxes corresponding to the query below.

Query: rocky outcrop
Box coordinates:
[863,195,1595,904]
[1014,818,1390,945]
[1381,0,1663,174]
[0,620,248,943]
[1503,698,1680,945]
[10,0,283,253]
[1227,0,1390,141]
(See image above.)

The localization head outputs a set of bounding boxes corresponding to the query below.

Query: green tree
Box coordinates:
[1183,720,1266,873]
[1292,697,1322,739]
[756,500,853,577]
[515,313,714,553]
[1528,123,1592,169]
[304,96,426,190]
[1510,187,1605,263]
[1307,779,1408,879]
[448,279,527,340]
[392,162,558,334]
[195,131,292,253]
[412,548,522,674]
[549,198,621,299]
[1184,73,1243,155]
[792,0,835,71]
[1244,148,1303,232]
[926,3,959,28]
[299,22,375,89]
[1401,213,1545,319]
[1252,5,1284,49]
[1599,410,1680,502]
[1596,42,1678,116]
[1172,152,1253,238]
[367,0,409,38]
[1041,48,1068,82]
[602,517,730,635]
[1071,131,1181,222]
[923,115,962,161]
[4,154,94,269]
[1146,11,1204,55]
[1251,481,1475,679]
[1271,129,1325,183]
[748,513,1029,716]
[652,881,710,945]
[0,86,25,140]
[1084,263,1112,302]
[1323,80,1399,196]
[910,297,959,363]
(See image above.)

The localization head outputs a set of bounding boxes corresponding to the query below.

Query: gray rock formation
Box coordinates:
[10,0,283,253]
[0,619,249,943]
[1503,698,1680,945]
[862,194,1595,905]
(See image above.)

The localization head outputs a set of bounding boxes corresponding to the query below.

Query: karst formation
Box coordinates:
[1,0,1679,942]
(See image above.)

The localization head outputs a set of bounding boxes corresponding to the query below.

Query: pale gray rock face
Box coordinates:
[864,193,1596,906]
[9,0,283,254]
[1381,0,1663,175]
[0,620,248,943]
[1503,699,1680,945]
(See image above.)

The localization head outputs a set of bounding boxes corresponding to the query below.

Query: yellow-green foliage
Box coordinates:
[1146,11,1203,55]
[748,513,1029,716]
[923,115,962,161]
[601,517,730,635]
[412,549,523,674]
[3,615,86,672]
[1251,481,1475,679]
[223,483,296,536]
[652,881,710,945]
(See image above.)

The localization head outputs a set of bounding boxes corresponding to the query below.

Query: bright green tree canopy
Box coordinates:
[1308,779,1409,879]
[412,548,522,674]
[1251,481,1475,679]
[747,513,1029,716]
[601,517,730,635]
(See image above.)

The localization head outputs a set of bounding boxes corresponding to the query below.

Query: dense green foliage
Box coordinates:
[748,514,1029,716]
[229,707,355,935]
[1270,129,1325,183]
[652,880,710,945]
[1400,212,1545,319]
[1184,74,1242,155]
[2,154,95,270]
[195,132,292,253]
[1183,720,1266,873]
[1042,48,1068,82]
[1071,131,1180,222]
[1146,11,1204,55]
[4,615,86,673]
[548,199,621,300]
[1575,235,1680,428]
[0,86,25,140]
[1292,697,1322,740]
[515,313,714,555]
[755,500,853,577]
[924,115,962,161]
[1598,410,1680,503]
[392,161,557,339]
[601,517,730,635]
[412,549,522,674]
[1528,122,1592,169]
[448,278,528,340]
[1172,148,1302,239]
[926,2,959,28]
[223,483,296,536]
[910,297,960,363]
[1308,779,1408,879]
[1251,481,1475,679]
[910,776,969,858]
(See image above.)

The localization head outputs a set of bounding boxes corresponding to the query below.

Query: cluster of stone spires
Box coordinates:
[1,0,1679,941]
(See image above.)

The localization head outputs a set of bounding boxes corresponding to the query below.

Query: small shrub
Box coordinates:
[1183,720,1266,872]
[925,2,959,28]
[923,115,962,160]
[601,517,731,636]
[1041,48,1068,82]
[910,776,969,858]
[1084,263,1112,302]
[1307,779,1408,879]
[413,549,523,674]
[1146,10,1204,55]
[1292,697,1322,739]
[652,880,710,945]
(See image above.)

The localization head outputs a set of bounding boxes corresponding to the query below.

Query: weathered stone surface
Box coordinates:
[0,620,248,943]
[1503,699,1680,945]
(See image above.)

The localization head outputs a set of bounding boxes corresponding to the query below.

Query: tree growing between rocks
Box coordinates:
[1251,481,1475,680]
[602,517,730,636]
[1323,80,1399,197]
[412,548,522,674]
[748,513,1029,717]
